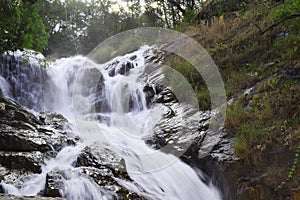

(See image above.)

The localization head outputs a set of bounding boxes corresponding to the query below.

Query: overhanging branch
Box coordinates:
[256,13,300,35]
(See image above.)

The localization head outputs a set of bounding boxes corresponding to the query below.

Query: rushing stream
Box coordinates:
[0,46,221,199]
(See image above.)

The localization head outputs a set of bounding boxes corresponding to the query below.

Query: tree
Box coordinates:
[0,0,49,53]
[39,0,146,56]
[38,0,90,56]
[141,0,202,27]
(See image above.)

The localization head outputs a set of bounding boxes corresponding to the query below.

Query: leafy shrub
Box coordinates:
[0,1,49,53]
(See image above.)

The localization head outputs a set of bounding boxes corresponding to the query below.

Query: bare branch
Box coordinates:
[256,13,300,35]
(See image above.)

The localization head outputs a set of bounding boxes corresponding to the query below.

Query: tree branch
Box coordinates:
[256,13,300,35]
[262,0,285,9]
[168,0,186,15]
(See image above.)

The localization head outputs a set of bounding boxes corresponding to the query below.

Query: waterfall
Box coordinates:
[0,50,45,111]
[0,46,221,200]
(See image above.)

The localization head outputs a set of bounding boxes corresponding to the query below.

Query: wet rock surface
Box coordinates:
[0,194,66,200]
[75,146,143,199]
[0,95,144,199]
[0,96,77,197]
[142,82,242,200]
[0,53,46,112]
[0,151,43,173]
[0,97,78,155]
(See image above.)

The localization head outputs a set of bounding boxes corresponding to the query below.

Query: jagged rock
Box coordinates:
[192,132,240,200]
[143,85,155,106]
[144,103,209,156]
[44,171,64,197]
[76,146,143,199]
[44,168,142,200]
[0,194,66,200]
[144,51,164,64]
[0,53,46,111]
[0,97,78,153]
[0,165,33,188]
[76,146,125,170]
[143,98,241,199]
[108,61,135,77]
[0,151,43,173]
[0,96,78,196]
[94,76,110,114]
[156,87,177,104]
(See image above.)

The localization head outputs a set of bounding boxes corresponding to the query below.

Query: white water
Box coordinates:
[0,76,11,97]
[0,46,221,200]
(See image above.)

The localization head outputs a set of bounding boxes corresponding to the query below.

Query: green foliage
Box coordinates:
[196,88,211,111]
[225,103,247,133]
[269,0,300,19]
[252,75,300,119]
[268,0,300,37]
[143,0,201,28]
[168,59,203,88]
[0,0,49,54]
[276,144,300,192]
[21,4,49,52]
[38,0,152,56]
[139,9,164,27]
[216,0,223,15]
[183,9,196,24]
[226,75,300,162]
[164,56,212,110]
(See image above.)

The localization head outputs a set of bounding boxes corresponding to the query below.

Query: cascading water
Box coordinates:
[0,46,221,200]
[0,50,45,111]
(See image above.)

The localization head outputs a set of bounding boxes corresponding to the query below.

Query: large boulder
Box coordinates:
[75,146,143,199]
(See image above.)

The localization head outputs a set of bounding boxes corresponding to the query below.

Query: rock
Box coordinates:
[76,146,142,199]
[94,76,110,114]
[144,51,164,64]
[143,85,155,106]
[43,167,141,199]
[44,171,64,197]
[193,132,241,200]
[0,97,78,153]
[0,103,5,111]
[279,62,300,82]
[0,151,43,173]
[108,61,135,77]
[195,133,300,200]
[0,194,66,200]
[0,53,46,112]
[156,87,177,104]
[120,62,135,75]
[144,103,209,157]
[76,146,126,170]
[264,61,276,68]
[0,96,79,197]
[0,165,33,187]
